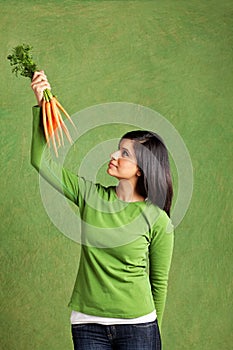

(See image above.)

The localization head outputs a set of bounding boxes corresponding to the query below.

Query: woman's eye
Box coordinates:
[122,150,129,157]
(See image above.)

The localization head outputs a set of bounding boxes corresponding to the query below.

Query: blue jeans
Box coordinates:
[71,320,161,349]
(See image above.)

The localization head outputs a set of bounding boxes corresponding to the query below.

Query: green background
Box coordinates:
[1,1,232,349]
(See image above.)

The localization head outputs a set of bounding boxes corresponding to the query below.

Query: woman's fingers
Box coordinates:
[32,70,45,80]
[31,71,51,107]
[31,71,50,88]
[31,80,51,92]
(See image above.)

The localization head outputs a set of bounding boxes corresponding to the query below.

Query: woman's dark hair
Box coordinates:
[120,130,173,217]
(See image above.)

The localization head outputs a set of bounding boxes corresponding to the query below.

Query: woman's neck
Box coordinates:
[116,180,145,202]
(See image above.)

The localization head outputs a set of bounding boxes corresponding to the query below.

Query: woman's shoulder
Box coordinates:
[145,204,173,235]
[157,209,174,234]
[81,179,116,200]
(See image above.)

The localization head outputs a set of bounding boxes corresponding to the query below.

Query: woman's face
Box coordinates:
[107,139,140,181]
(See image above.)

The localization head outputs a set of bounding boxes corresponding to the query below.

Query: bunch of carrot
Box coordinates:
[41,88,76,157]
[7,44,76,156]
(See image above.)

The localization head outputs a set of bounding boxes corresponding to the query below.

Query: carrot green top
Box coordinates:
[31,106,174,330]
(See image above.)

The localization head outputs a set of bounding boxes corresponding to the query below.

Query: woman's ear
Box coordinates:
[136,169,141,177]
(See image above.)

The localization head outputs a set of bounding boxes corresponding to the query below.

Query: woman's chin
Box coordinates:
[107,168,112,175]
[107,168,116,177]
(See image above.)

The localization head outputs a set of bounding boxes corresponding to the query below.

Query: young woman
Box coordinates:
[31,71,174,350]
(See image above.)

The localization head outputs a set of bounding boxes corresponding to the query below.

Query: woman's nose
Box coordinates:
[111,150,120,160]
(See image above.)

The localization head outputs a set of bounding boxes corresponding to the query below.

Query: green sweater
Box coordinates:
[31,106,174,329]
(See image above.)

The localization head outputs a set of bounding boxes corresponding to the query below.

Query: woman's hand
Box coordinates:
[31,71,51,107]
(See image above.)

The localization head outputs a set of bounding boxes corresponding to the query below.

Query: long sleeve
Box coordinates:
[149,211,174,330]
[30,106,86,206]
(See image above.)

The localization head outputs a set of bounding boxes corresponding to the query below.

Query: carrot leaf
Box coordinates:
[7,44,38,80]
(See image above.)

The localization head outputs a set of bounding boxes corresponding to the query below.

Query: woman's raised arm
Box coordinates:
[30,74,87,207]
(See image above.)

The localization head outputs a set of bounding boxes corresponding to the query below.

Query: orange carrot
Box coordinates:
[56,108,73,144]
[45,101,58,157]
[54,97,76,129]
[50,97,64,146]
[42,99,50,146]
[53,124,61,148]
[49,104,61,147]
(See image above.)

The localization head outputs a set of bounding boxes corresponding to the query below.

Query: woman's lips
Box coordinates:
[108,161,117,168]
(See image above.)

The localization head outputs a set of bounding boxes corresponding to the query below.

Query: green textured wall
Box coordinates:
[1,1,232,349]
